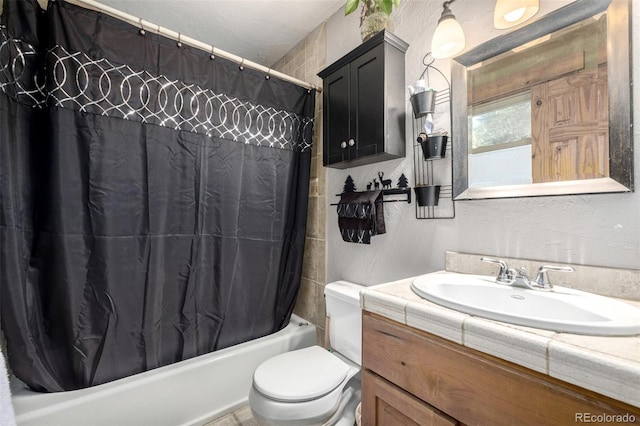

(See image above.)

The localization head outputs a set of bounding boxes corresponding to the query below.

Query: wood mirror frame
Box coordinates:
[452,0,633,200]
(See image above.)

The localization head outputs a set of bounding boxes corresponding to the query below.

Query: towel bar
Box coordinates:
[330,188,412,206]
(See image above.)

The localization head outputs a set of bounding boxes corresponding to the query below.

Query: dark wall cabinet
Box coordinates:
[318,31,408,169]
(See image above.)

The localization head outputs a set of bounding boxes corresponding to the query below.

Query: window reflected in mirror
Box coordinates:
[469,92,532,187]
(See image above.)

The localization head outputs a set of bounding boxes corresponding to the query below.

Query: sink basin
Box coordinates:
[411,273,640,336]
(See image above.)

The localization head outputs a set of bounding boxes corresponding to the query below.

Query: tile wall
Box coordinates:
[272,23,327,345]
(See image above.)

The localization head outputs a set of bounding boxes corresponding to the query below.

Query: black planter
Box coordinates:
[409,90,437,118]
[419,135,448,160]
[414,185,441,207]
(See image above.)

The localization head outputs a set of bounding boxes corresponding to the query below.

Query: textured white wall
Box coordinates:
[325,0,640,285]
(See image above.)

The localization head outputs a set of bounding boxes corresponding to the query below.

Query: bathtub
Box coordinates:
[11,314,316,426]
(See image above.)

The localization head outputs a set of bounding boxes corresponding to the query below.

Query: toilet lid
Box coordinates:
[253,346,351,402]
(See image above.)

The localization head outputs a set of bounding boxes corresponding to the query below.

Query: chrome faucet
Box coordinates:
[481,257,574,291]
[509,267,533,289]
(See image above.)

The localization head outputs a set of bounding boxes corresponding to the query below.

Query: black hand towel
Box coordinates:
[337,190,386,244]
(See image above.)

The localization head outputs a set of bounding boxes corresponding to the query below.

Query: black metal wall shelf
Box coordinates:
[331,188,412,206]
[412,87,455,220]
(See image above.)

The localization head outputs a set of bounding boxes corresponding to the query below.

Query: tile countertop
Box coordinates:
[360,271,640,409]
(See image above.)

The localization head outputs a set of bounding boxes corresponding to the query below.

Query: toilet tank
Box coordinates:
[324,281,364,366]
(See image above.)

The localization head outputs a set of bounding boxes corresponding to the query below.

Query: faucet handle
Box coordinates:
[534,265,574,289]
[481,257,511,284]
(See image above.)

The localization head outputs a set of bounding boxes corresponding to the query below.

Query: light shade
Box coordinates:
[494,0,539,29]
[431,3,465,59]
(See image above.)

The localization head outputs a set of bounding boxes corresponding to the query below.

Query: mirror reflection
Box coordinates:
[452,0,633,199]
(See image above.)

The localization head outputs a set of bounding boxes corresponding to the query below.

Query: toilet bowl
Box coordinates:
[249,281,364,426]
[249,346,361,426]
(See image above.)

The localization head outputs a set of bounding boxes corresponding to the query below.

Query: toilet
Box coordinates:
[249,281,364,426]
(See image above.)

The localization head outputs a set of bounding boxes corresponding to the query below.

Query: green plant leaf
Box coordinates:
[393,0,400,8]
[378,0,393,14]
[345,0,360,16]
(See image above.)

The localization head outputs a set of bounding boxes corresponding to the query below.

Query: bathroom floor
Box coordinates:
[205,405,258,426]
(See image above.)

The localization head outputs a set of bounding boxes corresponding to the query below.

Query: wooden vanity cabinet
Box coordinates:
[362,312,640,425]
[318,31,408,169]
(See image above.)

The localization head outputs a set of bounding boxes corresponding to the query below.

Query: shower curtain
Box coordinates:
[0,0,314,392]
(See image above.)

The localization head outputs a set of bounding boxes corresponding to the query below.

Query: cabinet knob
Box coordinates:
[340,141,347,149]
[348,138,355,147]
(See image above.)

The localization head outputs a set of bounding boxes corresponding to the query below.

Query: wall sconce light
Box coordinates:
[494,0,539,29]
[431,0,466,59]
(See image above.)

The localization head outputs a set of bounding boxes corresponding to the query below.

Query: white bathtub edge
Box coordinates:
[12,314,316,426]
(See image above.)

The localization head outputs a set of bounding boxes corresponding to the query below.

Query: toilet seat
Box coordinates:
[253,346,351,402]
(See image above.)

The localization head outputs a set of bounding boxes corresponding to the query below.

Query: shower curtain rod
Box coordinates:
[63,0,322,93]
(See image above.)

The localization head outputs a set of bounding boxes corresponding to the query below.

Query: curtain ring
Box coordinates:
[139,18,146,36]
[177,33,183,48]
[239,58,245,71]
[265,68,271,80]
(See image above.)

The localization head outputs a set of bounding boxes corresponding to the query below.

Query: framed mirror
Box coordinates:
[452,0,633,199]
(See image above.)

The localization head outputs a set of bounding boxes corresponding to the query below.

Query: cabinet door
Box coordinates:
[350,43,385,159]
[362,370,459,426]
[323,65,352,166]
